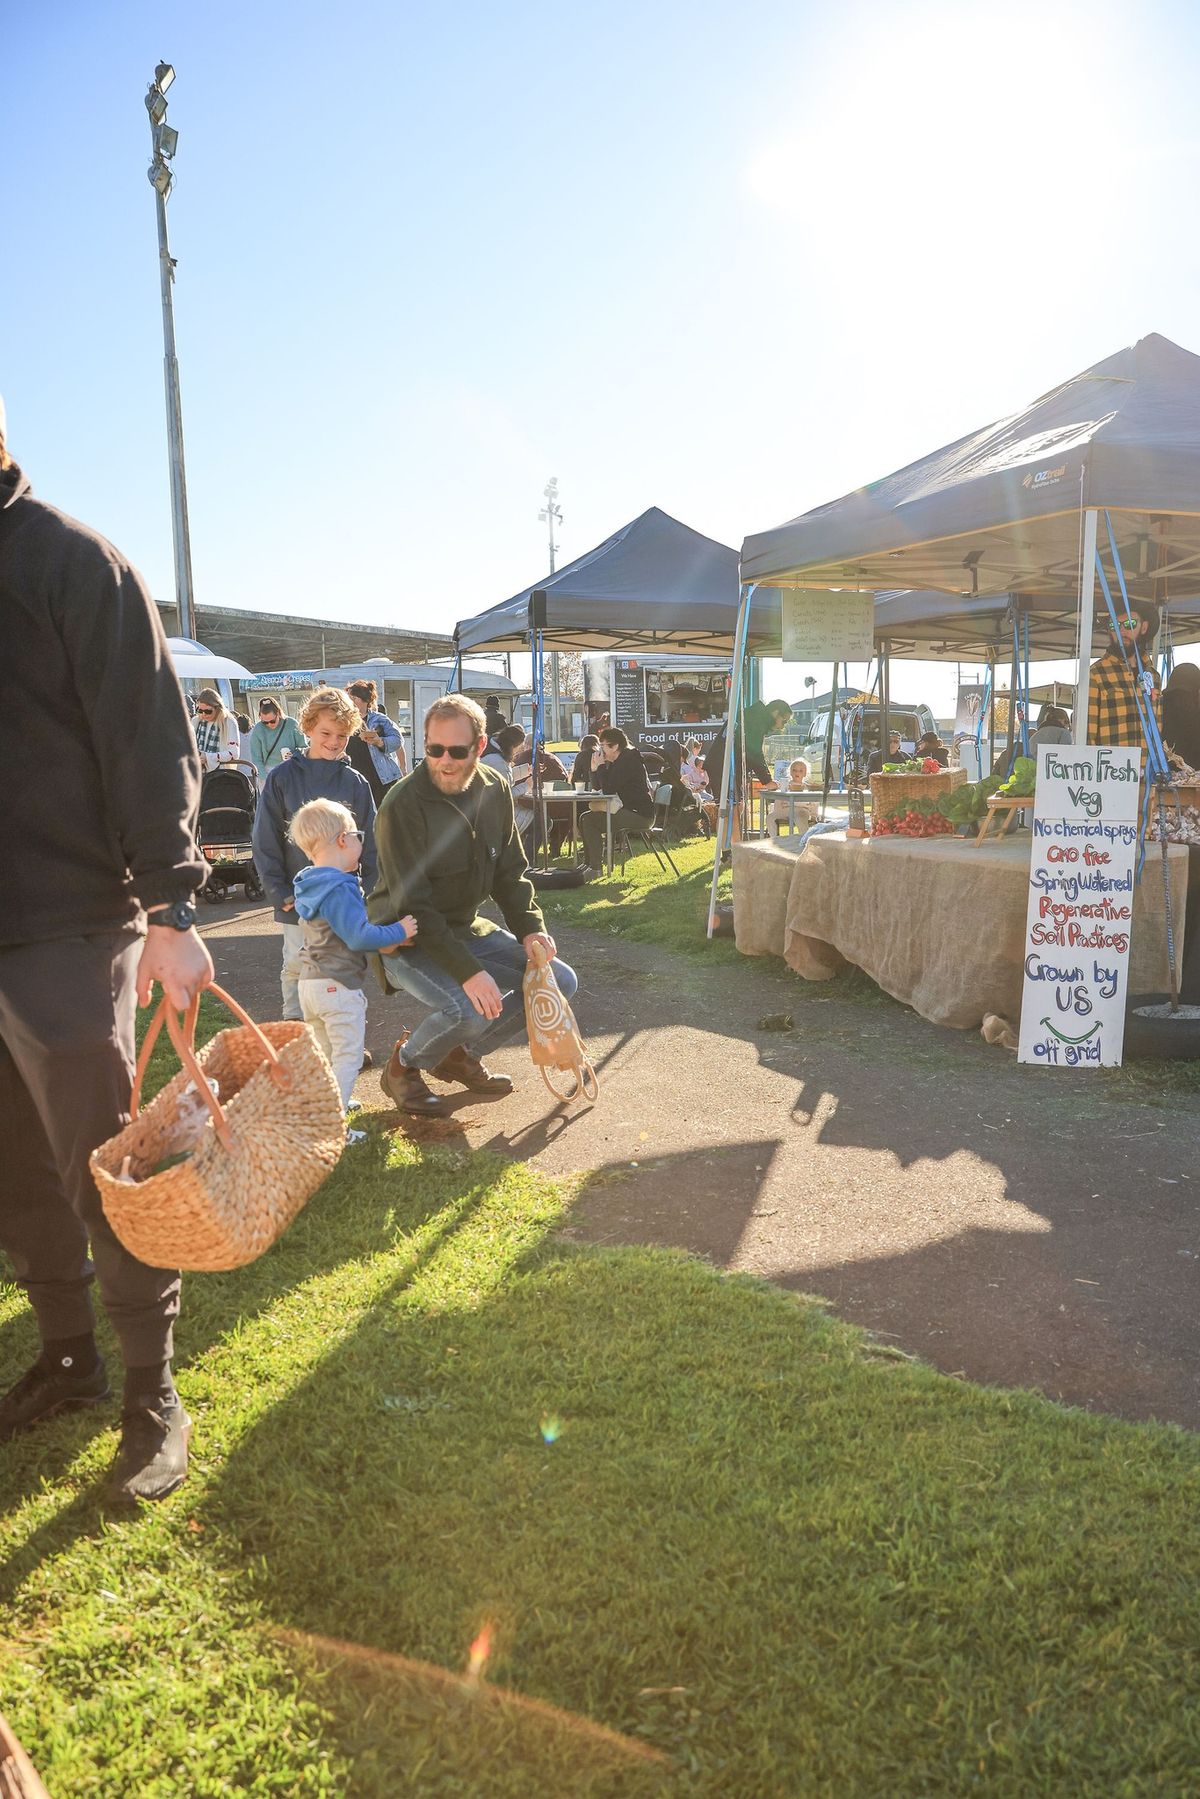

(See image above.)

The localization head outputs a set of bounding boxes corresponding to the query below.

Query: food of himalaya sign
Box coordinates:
[1018,745,1141,1068]
[781,590,875,662]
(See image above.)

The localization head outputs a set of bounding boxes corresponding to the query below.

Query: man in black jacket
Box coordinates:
[0,409,211,1501]
[369,694,579,1115]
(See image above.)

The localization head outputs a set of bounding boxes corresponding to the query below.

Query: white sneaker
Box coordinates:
[346,1128,367,1146]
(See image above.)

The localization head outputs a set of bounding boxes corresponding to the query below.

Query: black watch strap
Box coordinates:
[146,899,198,931]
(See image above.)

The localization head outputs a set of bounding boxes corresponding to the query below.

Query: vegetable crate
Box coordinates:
[1146,782,1200,837]
[869,767,968,812]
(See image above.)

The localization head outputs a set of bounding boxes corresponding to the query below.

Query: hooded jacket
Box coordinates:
[292,863,409,989]
[0,459,204,945]
[252,753,377,924]
[366,760,543,982]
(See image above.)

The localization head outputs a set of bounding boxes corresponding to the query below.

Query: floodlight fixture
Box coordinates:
[146,87,168,124]
[148,159,174,198]
[157,123,179,159]
[154,62,176,92]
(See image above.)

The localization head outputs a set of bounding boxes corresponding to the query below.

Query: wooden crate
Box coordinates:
[1146,781,1200,833]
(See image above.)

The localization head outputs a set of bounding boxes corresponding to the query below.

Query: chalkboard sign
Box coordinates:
[1018,744,1141,1068]
[613,660,645,731]
[781,590,875,662]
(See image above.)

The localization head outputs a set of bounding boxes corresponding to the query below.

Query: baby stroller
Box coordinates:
[198,761,263,903]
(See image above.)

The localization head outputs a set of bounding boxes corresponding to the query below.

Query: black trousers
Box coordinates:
[0,933,180,1366]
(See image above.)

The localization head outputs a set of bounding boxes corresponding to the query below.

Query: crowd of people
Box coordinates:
[0,426,582,1506]
[20,396,1200,1523]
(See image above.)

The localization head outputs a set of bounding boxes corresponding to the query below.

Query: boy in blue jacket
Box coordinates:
[252,687,378,1022]
[289,798,416,1136]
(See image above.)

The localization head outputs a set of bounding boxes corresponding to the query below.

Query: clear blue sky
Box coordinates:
[6,0,1200,713]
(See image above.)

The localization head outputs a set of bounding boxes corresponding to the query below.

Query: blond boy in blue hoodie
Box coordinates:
[289,799,416,1134]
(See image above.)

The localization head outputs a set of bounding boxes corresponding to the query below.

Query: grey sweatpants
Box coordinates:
[0,933,181,1367]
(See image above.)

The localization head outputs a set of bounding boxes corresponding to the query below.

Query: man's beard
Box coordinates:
[428,755,479,794]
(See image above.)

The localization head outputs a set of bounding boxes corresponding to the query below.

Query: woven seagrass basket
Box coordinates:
[869,765,967,813]
[91,984,344,1272]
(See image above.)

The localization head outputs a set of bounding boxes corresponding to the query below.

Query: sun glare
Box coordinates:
[745,2,1129,249]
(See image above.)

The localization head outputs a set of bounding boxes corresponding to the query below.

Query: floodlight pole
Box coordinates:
[145,64,196,642]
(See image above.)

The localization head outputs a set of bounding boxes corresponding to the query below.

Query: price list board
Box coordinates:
[781,590,875,663]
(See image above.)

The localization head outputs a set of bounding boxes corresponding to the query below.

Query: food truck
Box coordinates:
[582,654,731,754]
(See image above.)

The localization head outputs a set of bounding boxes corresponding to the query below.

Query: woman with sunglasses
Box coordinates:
[252,686,378,1023]
[192,688,241,771]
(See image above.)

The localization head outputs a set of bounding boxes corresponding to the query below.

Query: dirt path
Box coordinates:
[201,897,1200,1430]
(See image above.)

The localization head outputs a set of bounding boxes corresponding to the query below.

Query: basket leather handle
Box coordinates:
[130,982,292,1152]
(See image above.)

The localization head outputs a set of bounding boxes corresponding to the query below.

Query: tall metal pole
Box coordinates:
[145,65,196,641]
[539,477,563,738]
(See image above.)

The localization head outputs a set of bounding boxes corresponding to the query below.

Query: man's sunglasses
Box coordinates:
[425,742,474,761]
[1114,616,1140,631]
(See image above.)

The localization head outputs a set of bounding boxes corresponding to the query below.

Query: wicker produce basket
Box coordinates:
[869,765,968,813]
[91,984,344,1272]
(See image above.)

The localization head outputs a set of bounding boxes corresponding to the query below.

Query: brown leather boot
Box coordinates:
[431,1044,514,1096]
[380,1032,446,1115]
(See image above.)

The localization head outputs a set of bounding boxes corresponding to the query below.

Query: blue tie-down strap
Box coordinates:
[796,820,842,852]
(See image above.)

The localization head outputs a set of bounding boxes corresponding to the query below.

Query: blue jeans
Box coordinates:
[382,928,579,1070]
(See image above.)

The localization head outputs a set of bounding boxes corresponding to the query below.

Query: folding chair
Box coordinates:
[617,784,682,878]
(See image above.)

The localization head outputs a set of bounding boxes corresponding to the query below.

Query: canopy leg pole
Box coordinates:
[820,661,839,819]
[879,641,891,786]
[706,582,754,939]
[1008,624,1020,766]
[530,629,550,870]
[987,652,997,771]
[1021,611,1031,755]
[1074,508,1099,745]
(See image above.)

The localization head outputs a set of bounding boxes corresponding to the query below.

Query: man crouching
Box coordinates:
[369,694,578,1114]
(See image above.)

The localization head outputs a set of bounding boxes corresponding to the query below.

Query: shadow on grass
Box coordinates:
[192,1231,1200,1795]
[0,1132,497,1601]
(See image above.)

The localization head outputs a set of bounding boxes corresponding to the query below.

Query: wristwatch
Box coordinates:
[146,899,198,931]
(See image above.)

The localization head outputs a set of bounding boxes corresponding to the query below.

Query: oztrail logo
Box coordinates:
[1022,464,1067,490]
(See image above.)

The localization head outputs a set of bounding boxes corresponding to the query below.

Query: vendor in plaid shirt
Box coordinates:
[1086,598,1161,749]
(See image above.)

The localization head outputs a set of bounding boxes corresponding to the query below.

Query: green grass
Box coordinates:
[3,1041,1200,1793]
[536,836,742,963]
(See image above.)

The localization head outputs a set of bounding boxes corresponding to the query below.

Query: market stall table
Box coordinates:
[732,830,1187,1032]
[757,789,820,837]
[539,790,621,875]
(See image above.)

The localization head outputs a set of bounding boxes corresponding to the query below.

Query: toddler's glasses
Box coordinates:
[425,743,473,760]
